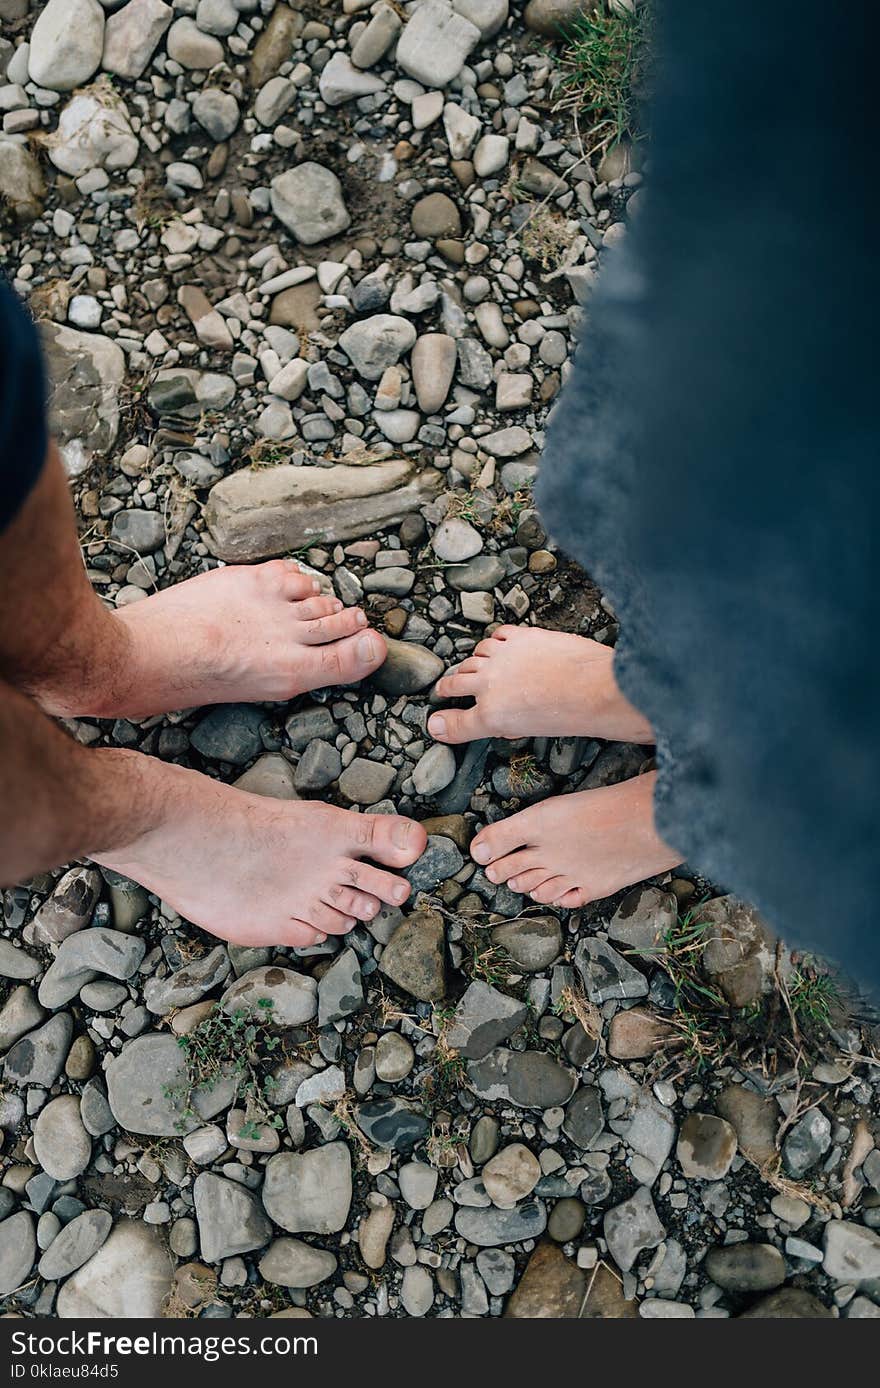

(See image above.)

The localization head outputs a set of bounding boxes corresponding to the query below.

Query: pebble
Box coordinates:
[262,1144,352,1234]
[705,1243,786,1292]
[33,1095,91,1181]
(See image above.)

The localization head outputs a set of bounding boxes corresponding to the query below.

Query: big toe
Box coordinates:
[428,707,483,744]
[361,813,428,869]
[317,629,386,687]
[471,811,531,865]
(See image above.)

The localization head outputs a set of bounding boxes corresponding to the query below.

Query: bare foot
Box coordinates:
[427,625,653,746]
[46,560,386,719]
[470,771,682,909]
[92,756,428,947]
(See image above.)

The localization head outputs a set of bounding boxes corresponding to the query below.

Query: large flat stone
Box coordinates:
[42,322,125,477]
[204,461,442,562]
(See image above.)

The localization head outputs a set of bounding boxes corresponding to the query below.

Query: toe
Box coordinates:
[264,559,318,600]
[428,706,485,744]
[528,876,568,905]
[299,608,368,645]
[280,919,323,947]
[556,887,588,909]
[484,848,538,884]
[317,629,386,686]
[353,813,427,868]
[434,671,481,700]
[347,860,411,906]
[290,594,344,621]
[508,867,555,895]
[310,900,356,935]
[326,883,381,921]
[471,810,533,865]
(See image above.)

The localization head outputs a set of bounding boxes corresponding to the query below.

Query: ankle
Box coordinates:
[591,648,655,744]
[27,603,136,720]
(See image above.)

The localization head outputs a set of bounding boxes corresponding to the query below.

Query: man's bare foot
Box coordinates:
[43,560,386,720]
[427,625,653,746]
[470,771,682,909]
[92,756,428,948]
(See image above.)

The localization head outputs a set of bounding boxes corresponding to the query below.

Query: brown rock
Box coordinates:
[379,909,447,1002]
[411,192,462,239]
[740,1288,833,1318]
[249,4,305,86]
[419,815,470,853]
[524,0,597,39]
[607,1006,677,1060]
[269,280,322,332]
[676,1112,738,1180]
[504,1241,586,1318]
[716,1083,779,1166]
[581,1263,640,1318]
[700,894,790,1007]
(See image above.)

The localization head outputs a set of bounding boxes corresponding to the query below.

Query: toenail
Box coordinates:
[472,841,491,864]
[429,714,446,737]
[486,865,498,882]
[313,932,327,943]
[391,820,412,849]
[344,917,356,931]
[355,609,367,627]
[392,882,408,903]
[358,634,376,662]
[311,579,321,593]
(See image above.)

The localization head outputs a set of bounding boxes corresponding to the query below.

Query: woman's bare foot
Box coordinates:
[92,755,428,948]
[427,625,653,746]
[44,560,386,720]
[470,771,682,909]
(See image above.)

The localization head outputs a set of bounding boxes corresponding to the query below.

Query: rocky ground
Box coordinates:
[1,0,880,1322]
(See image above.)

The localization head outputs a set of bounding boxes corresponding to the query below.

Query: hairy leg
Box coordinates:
[0,445,386,719]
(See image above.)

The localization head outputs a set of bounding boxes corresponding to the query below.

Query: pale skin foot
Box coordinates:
[39,559,387,720]
[470,772,682,909]
[427,625,654,746]
[93,756,428,947]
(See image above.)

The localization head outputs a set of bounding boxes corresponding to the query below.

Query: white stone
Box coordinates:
[453,0,508,37]
[48,87,139,176]
[270,162,350,246]
[319,51,386,106]
[102,0,172,80]
[29,0,104,92]
[473,133,509,177]
[165,16,223,69]
[396,0,480,88]
[68,295,102,329]
[443,100,481,158]
[411,89,443,129]
[374,408,420,444]
[267,358,309,402]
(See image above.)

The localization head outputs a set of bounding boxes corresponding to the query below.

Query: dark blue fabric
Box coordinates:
[537,1,880,986]
[0,277,47,534]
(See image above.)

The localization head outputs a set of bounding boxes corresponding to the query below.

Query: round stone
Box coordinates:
[482,1143,541,1208]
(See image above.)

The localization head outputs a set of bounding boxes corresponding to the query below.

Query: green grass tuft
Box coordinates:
[553,2,652,153]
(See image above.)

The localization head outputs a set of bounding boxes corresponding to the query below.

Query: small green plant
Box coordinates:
[165,999,284,1134]
[651,907,727,1012]
[420,1005,467,1108]
[789,968,840,1031]
[507,753,542,796]
[462,931,514,989]
[553,2,652,152]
